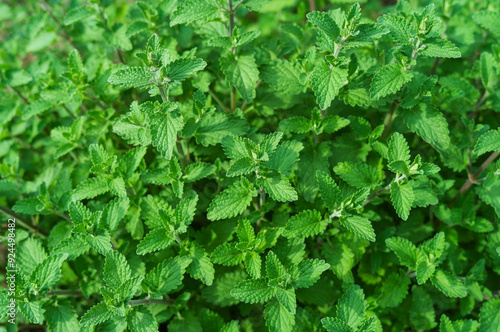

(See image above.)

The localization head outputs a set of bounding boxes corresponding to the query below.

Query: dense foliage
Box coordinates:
[1,0,500,331]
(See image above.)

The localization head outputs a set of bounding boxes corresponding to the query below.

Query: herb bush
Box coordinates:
[1,0,500,330]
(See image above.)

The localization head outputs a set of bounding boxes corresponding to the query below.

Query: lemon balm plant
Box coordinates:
[1,0,500,331]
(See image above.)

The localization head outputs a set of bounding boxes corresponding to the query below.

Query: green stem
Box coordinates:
[0,205,47,237]
[228,0,237,113]
[62,105,77,119]
[159,85,168,103]
[208,88,230,113]
[449,151,500,207]
[129,297,172,306]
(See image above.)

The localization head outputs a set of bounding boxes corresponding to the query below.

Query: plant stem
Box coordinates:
[129,298,172,306]
[429,58,440,76]
[381,100,399,139]
[49,289,82,296]
[96,4,126,64]
[10,86,30,105]
[240,79,261,111]
[228,0,237,113]
[158,85,168,103]
[363,174,406,207]
[449,151,500,207]
[0,205,47,237]
[309,0,316,12]
[208,88,230,112]
[468,90,489,120]
[40,1,80,52]
[62,105,77,119]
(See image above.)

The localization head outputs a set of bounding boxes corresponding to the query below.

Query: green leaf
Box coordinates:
[113,101,152,146]
[322,317,354,332]
[31,253,68,292]
[311,61,348,109]
[419,38,461,58]
[53,236,90,260]
[431,270,467,298]
[231,278,275,303]
[439,315,455,332]
[144,258,184,296]
[416,260,435,285]
[291,259,330,289]
[276,288,296,314]
[391,182,414,220]
[260,132,283,157]
[148,103,184,160]
[473,129,500,156]
[473,11,500,36]
[264,298,295,332]
[103,251,131,289]
[379,13,415,45]
[283,209,327,239]
[339,215,376,242]
[19,301,43,324]
[377,270,411,307]
[212,243,245,266]
[165,57,207,82]
[222,135,255,161]
[241,0,271,11]
[479,52,498,91]
[476,174,500,218]
[137,228,173,255]
[336,285,366,330]
[108,66,151,89]
[64,6,94,25]
[307,11,340,39]
[401,104,450,150]
[266,251,286,279]
[260,59,306,95]
[184,162,216,182]
[80,302,116,327]
[126,21,149,38]
[244,251,262,279]
[479,298,500,332]
[170,0,220,26]
[102,197,130,232]
[127,306,158,332]
[258,174,298,202]
[195,111,249,147]
[265,141,303,176]
[207,178,258,221]
[45,301,79,332]
[334,162,384,189]
[316,171,342,211]
[370,63,413,100]
[86,234,112,255]
[72,176,109,201]
[386,237,421,269]
[388,132,410,165]
[18,238,47,276]
[237,218,256,243]
[227,157,257,177]
[220,53,259,102]
[182,242,215,286]
[280,116,310,134]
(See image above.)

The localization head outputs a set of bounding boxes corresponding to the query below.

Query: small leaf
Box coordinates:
[220,53,259,102]
[339,215,376,242]
[391,182,414,220]
[370,63,413,100]
[431,270,467,298]
[264,298,295,332]
[207,178,258,221]
[231,278,275,303]
[311,61,348,109]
